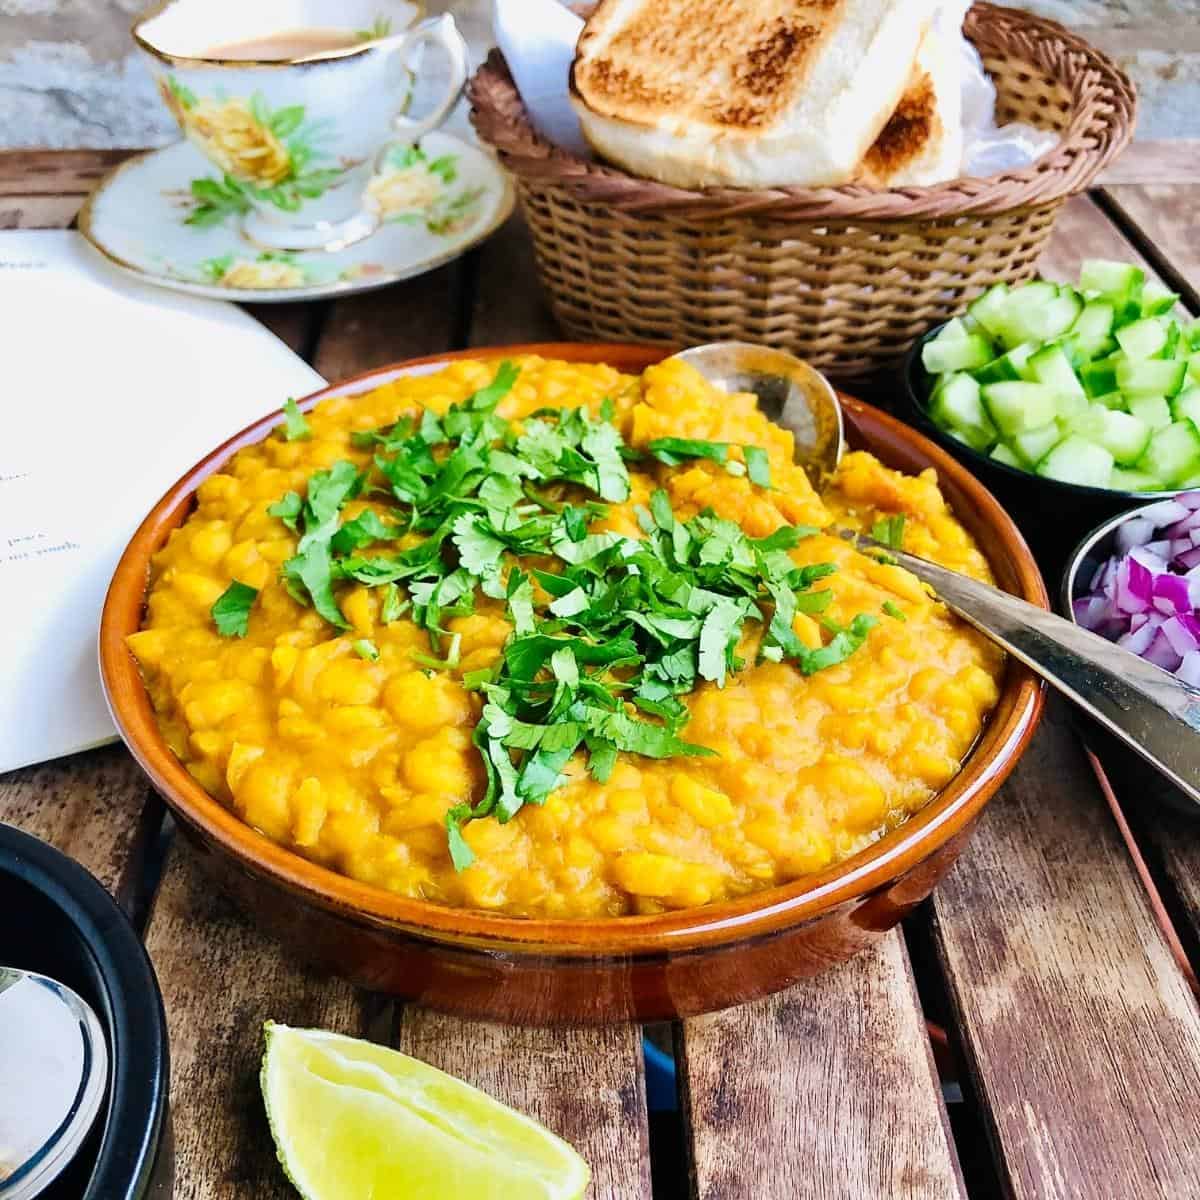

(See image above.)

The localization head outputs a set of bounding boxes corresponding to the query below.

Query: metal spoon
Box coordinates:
[670,342,845,484]
[674,340,1200,810]
[0,966,108,1200]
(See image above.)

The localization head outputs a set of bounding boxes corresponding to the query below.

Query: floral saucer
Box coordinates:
[79,131,514,302]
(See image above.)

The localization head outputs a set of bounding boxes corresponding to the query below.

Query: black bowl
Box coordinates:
[0,824,172,1199]
[901,327,1177,579]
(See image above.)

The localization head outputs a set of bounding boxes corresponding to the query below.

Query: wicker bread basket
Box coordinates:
[468,3,1135,379]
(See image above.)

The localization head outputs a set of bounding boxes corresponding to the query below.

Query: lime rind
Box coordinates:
[261,1021,591,1200]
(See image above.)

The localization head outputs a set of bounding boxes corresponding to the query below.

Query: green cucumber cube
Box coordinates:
[1080,359,1119,398]
[1089,390,1127,410]
[938,317,972,341]
[1079,259,1146,297]
[1140,280,1179,317]
[1116,356,1187,397]
[1037,436,1115,487]
[1111,467,1165,492]
[1139,420,1200,485]
[989,443,1024,469]
[1115,317,1168,360]
[980,382,1058,436]
[922,332,994,375]
[1128,395,1173,431]
[1086,407,1152,465]
[967,284,1011,339]
[1065,300,1115,362]
[1011,422,1063,466]
[929,374,995,450]
[1173,387,1200,427]
[1028,344,1085,397]
[974,344,1036,385]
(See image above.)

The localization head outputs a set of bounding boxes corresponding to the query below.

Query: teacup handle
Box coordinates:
[389,14,470,142]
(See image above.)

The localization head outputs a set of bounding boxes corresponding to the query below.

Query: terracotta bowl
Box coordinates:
[100,344,1046,1024]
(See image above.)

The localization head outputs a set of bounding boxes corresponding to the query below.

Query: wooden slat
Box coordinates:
[1036,193,1157,282]
[243,302,322,360]
[1096,142,1200,188]
[142,846,380,1200]
[468,212,561,346]
[399,1011,652,1199]
[0,194,85,229]
[0,744,154,898]
[932,700,1200,1198]
[679,929,965,1200]
[312,263,462,380]
[1101,184,1200,308]
[0,148,138,195]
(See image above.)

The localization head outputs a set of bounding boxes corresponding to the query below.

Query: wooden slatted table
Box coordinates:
[5,149,1200,1200]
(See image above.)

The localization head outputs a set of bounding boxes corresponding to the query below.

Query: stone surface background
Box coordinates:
[0,0,1195,148]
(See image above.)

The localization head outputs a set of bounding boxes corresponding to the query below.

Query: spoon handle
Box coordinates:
[846,534,1200,807]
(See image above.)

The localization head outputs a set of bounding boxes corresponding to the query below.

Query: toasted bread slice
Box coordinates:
[570,0,940,189]
[860,24,963,187]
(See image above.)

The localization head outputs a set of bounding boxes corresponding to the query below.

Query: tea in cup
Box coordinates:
[134,0,469,251]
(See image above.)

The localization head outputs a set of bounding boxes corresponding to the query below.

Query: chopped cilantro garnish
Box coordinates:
[745,445,771,488]
[871,514,907,550]
[281,397,311,441]
[263,360,879,869]
[211,580,258,638]
[646,437,730,467]
[883,600,907,622]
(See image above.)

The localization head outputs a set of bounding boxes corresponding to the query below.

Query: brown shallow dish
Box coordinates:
[101,344,1046,1024]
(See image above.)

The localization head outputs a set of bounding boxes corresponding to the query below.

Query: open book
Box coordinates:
[0,232,325,774]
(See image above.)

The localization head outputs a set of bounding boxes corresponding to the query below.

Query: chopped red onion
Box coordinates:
[1180,652,1200,686]
[1072,493,1200,686]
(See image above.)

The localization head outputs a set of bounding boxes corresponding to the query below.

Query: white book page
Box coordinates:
[0,231,326,774]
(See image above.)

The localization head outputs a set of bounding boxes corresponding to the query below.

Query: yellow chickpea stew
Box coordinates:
[129,356,1003,918]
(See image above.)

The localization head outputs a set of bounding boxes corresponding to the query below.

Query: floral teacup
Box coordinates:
[134,0,469,251]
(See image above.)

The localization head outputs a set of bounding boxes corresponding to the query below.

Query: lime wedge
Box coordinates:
[260,1022,591,1200]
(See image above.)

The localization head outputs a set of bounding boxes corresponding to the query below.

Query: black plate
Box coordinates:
[901,327,1177,579]
[0,823,172,1199]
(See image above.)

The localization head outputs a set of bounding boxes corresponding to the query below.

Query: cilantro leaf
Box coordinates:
[380,583,407,623]
[745,445,771,488]
[871,514,907,550]
[646,437,730,467]
[883,600,907,622]
[445,807,475,871]
[211,580,258,637]
[353,638,380,661]
[267,491,302,531]
[281,397,311,441]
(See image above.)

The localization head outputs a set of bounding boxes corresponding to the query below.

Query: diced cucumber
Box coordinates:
[929,374,995,450]
[974,344,1036,384]
[1139,420,1200,485]
[1189,354,1200,384]
[1185,320,1200,351]
[1011,422,1063,466]
[1116,356,1187,397]
[1080,259,1146,298]
[1055,391,1090,426]
[1111,467,1164,492]
[1037,436,1115,487]
[990,282,1077,350]
[1163,321,1182,360]
[1028,344,1085,398]
[922,332,994,374]
[938,317,972,341]
[1090,390,1127,410]
[1065,300,1115,362]
[1115,317,1168,360]
[980,381,1058,436]
[1140,280,1179,317]
[1080,358,1119,398]
[967,284,1011,339]
[1128,395,1173,431]
[1173,386,1200,427]
[990,443,1024,469]
[1082,407,1151,465]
